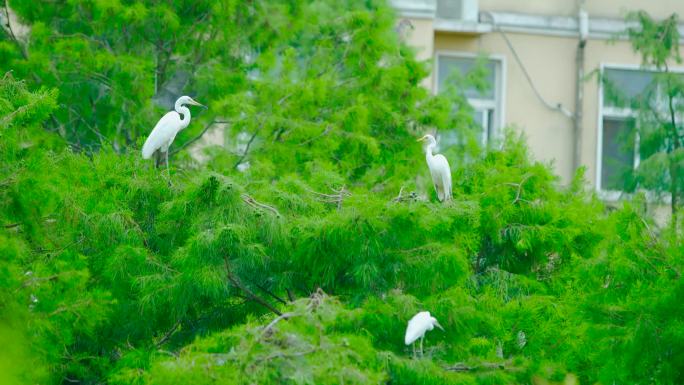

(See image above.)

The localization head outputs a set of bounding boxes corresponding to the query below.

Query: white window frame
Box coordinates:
[596,63,684,201]
[433,51,506,146]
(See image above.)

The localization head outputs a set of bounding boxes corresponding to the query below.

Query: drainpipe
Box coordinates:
[574,5,588,172]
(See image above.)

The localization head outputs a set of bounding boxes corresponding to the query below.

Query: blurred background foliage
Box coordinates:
[1,1,683,384]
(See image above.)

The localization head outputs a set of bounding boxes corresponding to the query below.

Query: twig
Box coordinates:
[0,88,54,127]
[64,105,113,148]
[224,255,281,316]
[157,349,179,358]
[444,360,520,372]
[18,274,59,292]
[394,186,405,201]
[258,347,317,362]
[504,174,533,205]
[297,125,332,146]
[233,127,260,169]
[170,118,224,156]
[2,2,28,60]
[155,319,181,348]
[260,312,297,339]
[241,194,281,217]
[49,299,93,317]
[254,282,287,305]
[305,186,351,209]
[51,33,113,52]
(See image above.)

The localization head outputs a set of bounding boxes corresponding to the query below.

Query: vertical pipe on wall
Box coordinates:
[573,5,588,173]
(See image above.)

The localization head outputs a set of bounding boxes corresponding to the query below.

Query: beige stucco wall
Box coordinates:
[431,30,684,185]
[479,0,577,17]
[479,0,684,20]
[434,32,578,182]
[402,18,435,88]
[403,13,684,185]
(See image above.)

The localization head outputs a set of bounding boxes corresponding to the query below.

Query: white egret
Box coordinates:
[142,95,206,175]
[404,311,444,358]
[417,134,452,202]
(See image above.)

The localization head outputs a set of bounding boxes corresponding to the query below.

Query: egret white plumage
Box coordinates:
[405,311,443,358]
[417,134,452,202]
[142,95,206,175]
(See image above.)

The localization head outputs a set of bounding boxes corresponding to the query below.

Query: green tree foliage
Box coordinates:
[2,0,478,191]
[1,2,684,385]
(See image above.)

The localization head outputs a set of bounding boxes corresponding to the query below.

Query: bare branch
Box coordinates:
[260,312,297,339]
[241,194,281,217]
[254,282,287,305]
[224,255,282,316]
[233,127,260,169]
[155,319,181,348]
[305,185,351,209]
[297,125,332,146]
[1,2,28,60]
[170,118,219,156]
[444,360,521,372]
[504,174,533,205]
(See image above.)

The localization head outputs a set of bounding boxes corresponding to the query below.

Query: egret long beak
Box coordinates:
[434,321,444,331]
[416,135,427,142]
[189,99,208,109]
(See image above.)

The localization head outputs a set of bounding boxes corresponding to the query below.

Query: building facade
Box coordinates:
[392,0,684,200]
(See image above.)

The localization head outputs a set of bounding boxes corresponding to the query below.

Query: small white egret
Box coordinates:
[404,311,444,358]
[142,95,206,175]
[417,134,452,202]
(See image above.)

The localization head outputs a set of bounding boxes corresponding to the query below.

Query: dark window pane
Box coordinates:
[601,118,635,190]
[486,108,494,142]
[437,56,496,99]
[603,68,654,108]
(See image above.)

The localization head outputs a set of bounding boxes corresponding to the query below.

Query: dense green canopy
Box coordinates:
[1,1,683,384]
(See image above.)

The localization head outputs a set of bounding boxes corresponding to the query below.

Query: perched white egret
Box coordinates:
[417,134,452,202]
[404,311,444,358]
[142,95,206,175]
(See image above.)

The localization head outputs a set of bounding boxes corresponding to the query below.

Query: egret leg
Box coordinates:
[412,343,416,359]
[165,150,170,177]
[420,336,424,357]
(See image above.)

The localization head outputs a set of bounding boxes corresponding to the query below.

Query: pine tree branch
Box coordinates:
[260,312,297,339]
[444,360,521,372]
[155,319,181,348]
[233,127,260,169]
[223,255,281,316]
[297,125,332,146]
[1,2,28,60]
[253,282,287,305]
[241,194,281,217]
[170,118,225,156]
[503,174,533,205]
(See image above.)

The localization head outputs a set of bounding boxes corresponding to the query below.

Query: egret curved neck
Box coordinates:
[175,104,191,128]
[425,142,436,159]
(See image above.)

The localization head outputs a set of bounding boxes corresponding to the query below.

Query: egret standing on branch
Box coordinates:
[142,96,206,175]
[405,311,444,358]
[417,134,452,202]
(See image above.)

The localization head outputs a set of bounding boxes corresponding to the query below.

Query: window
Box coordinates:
[598,65,684,195]
[435,53,504,147]
[600,117,635,191]
[598,67,651,194]
[598,67,658,195]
